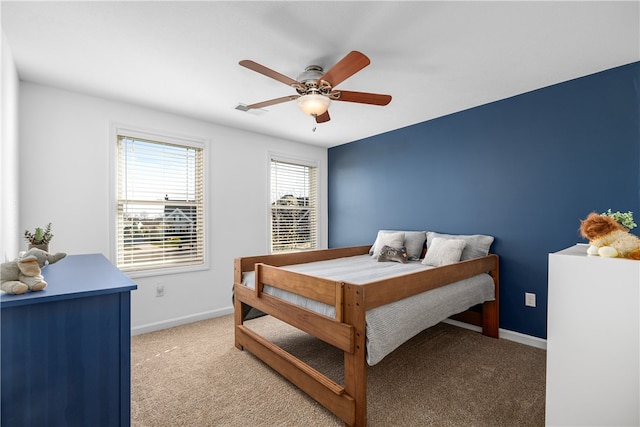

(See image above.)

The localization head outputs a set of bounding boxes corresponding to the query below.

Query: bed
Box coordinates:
[233,231,500,426]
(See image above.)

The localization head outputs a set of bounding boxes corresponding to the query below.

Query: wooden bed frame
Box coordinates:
[233,245,499,426]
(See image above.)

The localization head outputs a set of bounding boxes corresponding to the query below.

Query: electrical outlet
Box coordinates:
[156,283,164,297]
[525,292,536,307]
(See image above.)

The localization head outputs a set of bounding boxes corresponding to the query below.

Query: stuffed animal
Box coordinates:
[1,248,66,295]
[579,212,640,260]
[377,245,408,263]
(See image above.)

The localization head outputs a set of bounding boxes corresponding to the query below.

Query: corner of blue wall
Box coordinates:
[328,61,640,339]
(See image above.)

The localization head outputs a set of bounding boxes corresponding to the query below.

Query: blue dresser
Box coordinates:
[1,254,137,426]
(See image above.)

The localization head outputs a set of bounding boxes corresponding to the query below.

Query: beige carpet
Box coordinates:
[131,314,546,426]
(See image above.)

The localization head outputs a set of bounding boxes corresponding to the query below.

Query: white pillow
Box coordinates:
[370,231,405,259]
[426,232,494,260]
[422,238,466,267]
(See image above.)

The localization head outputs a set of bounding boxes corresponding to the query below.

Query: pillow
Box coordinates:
[422,238,466,267]
[369,231,405,259]
[377,245,408,263]
[426,232,494,260]
[370,230,426,260]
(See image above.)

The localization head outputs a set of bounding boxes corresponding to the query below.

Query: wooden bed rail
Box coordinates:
[235,245,371,276]
[363,254,498,310]
[245,265,355,352]
[255,263,345,321]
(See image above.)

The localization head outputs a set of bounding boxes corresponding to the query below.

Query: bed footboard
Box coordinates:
[233,247,499,426]
[235,285,366,426]
[234,268,366,426]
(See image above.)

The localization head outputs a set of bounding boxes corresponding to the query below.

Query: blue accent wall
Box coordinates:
[328,62,640,339]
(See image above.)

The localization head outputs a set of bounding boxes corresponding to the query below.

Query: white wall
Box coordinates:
[1,31,20,262]
[18,82,328,333]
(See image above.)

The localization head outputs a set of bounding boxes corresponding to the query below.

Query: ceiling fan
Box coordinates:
[239,51,392,124]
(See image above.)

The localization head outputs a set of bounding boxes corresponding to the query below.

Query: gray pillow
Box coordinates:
[422,238,466,267]
[370,231,405,259]
[370,230,426,260]
[426,231,494,260]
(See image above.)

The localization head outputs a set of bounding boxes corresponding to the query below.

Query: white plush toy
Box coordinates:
[1,248,66,294]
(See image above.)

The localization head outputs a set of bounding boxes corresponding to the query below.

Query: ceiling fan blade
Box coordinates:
[315,111,330,123]
[319,51,370,87]
[246,95,299,110]
[239,60,302,88]
[334,90,392,106]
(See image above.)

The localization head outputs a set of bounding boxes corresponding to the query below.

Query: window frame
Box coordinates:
[268,153,319,254]
[110,123,209,278]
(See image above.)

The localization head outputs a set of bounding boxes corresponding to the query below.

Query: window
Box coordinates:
[116,131,204,272]
[270,156,318,253]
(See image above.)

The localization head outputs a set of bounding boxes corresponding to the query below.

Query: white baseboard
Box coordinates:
[444,319,547,350]
[131,306,234,336]
[499,327,547,350]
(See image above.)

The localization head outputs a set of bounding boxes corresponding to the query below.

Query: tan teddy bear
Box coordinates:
[1,248,66,294]
[580,212,640,260]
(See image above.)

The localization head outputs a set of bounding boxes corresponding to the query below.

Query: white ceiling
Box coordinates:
[2,1,639,148]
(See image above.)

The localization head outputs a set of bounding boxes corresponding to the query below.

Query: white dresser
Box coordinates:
[547,244,639,426]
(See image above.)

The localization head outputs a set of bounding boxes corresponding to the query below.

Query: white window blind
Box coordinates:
[270,158,318,253]
[117,135,204,272]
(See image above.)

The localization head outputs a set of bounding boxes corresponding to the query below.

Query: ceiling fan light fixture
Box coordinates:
[297,94,331,116]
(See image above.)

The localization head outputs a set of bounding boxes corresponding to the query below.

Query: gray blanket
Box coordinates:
[242,255,494,365]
